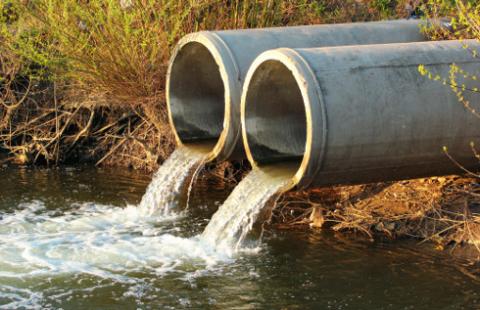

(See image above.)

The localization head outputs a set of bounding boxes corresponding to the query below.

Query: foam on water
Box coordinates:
[0,147,294,307]
[0,200,230,308]
[1,162,478,308]
[0,146,216,307]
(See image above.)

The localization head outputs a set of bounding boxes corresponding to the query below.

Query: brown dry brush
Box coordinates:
[0,49,174,168]
[272,176,480,258]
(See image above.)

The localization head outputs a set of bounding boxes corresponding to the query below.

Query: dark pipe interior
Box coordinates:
[244,60,307,165]
[169,42,225,143]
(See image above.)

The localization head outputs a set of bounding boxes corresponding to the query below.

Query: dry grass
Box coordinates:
[272,176,480,259]
[0,47,175,166]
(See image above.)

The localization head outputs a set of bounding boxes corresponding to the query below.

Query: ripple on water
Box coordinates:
[1,164,480,309]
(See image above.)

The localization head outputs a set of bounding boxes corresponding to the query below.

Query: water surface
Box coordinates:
[0,166,479,309]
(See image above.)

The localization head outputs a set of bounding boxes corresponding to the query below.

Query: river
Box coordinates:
[0,166,478,309]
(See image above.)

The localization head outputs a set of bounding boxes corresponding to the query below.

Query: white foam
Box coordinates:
[0,198,235,306]
[0,149,291,307]
[0,147,215,307]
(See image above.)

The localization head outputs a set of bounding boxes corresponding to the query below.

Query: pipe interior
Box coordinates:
[169,42,225,143]
[244,60,307,166]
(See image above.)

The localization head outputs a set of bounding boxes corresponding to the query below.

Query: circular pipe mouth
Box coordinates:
[166,33,240,161]
[241,49,327,190]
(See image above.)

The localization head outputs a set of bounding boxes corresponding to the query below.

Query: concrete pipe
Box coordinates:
[241,40,480,190]
[166,19,430,162]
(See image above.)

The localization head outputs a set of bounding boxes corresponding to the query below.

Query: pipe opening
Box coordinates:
[244,60,307,168]
[168,42,225,144]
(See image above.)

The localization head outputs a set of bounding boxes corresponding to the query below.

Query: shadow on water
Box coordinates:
[0,165,479,309]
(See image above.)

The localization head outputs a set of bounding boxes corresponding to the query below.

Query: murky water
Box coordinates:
[0,166,479,309]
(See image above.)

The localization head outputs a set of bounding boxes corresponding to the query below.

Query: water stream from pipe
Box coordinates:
[1,166,478,308]
[201,164,295,253]
[138,145,208,215]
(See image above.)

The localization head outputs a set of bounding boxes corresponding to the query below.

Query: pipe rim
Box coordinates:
[241,48,328,190]
[166,32,241,161]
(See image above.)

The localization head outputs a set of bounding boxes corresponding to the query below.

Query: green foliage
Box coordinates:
[2,0,176,104]
[419,1,480,159]
[455,0,480,40]
[422,0,480,40]
[420,0,480,95]
[0,1,305,105]
[0,0,403,107]
[371,0,395,18]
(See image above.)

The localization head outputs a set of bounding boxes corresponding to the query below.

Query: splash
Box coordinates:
[0,146,216,308]
[0,199,230,307]
[201,164,294,254]
[0,150,295,307]
[138,146,207,215]
[0,162,293,285]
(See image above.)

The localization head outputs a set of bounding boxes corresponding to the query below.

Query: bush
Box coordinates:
[0,0,404,107]
[423,0,480,40]
[0,0,404,168]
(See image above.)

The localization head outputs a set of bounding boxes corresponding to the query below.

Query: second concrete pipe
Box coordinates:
[241,40,480,190]
[166,19,429,162]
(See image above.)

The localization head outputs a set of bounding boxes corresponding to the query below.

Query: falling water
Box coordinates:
[139,145,295,254]
[138,145,207,215]
[201,164,295,253]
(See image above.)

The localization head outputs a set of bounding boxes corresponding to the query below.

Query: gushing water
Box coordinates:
[0,165,478,308]
[0,146,217,307]
[0,148,294,307]
[0,146,213,280]
[0,199,229,308]
[138,146,207,215]
[201,165,294,254]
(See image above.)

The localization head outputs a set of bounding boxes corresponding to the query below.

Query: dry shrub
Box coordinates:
[0,47,23,132]
[194,160,251,191]
[0,43,174,166]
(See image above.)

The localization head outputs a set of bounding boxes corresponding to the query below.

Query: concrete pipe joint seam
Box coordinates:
[166,19,429,162]
[241,40,480,190]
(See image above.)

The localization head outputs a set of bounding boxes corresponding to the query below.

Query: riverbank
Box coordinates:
[272,175,480,261]
[2,0,480,262]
